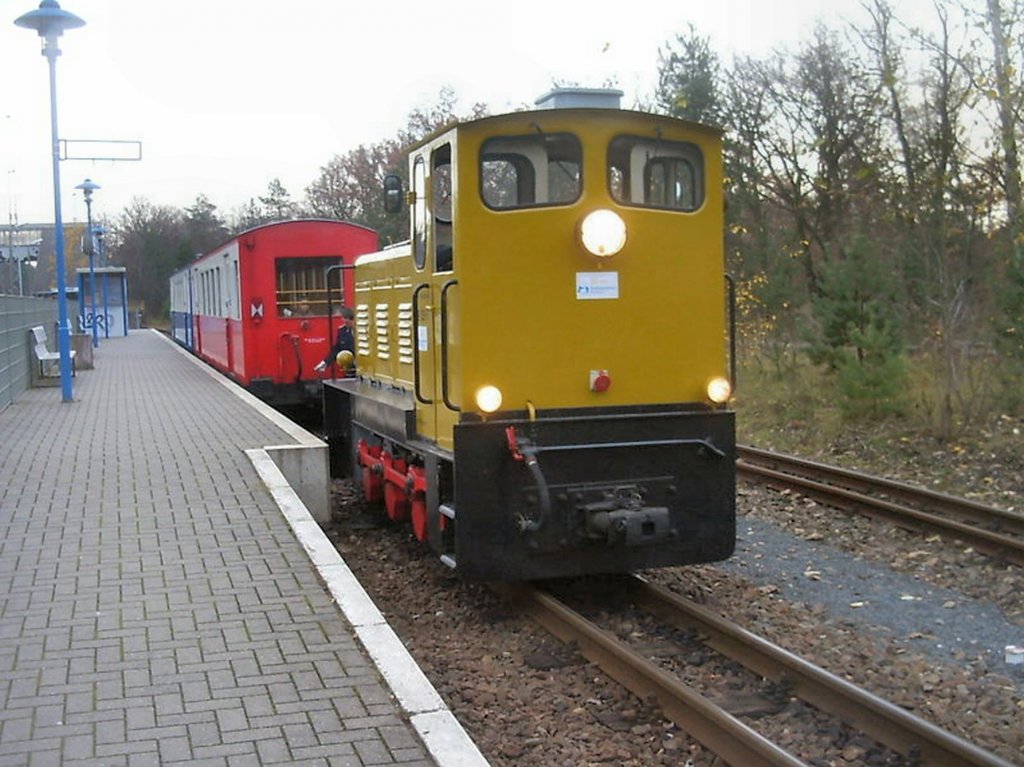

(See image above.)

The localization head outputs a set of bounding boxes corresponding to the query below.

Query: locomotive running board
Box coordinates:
[325,378,417,443]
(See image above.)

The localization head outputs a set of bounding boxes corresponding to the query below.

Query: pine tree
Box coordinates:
[807,235,907,417]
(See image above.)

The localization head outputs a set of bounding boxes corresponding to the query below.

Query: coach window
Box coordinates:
[480,133,581,210]
[432,144,453,272]
[608,136,704,211]
[412,156,427,270]
[276,256,343,317]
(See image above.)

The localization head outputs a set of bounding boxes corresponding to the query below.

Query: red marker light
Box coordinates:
[589,369,611,393]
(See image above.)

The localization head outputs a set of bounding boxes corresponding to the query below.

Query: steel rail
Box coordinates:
[491,583,810,767]
[736,447,1024,566]
[738,445,1024,534]
[626,575,1016,767]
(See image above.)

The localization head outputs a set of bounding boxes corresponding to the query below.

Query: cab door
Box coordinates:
[413,142,458,452]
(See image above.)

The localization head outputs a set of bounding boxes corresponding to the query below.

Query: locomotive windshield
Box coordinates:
[479,132,704,212]
[480,133,581,209]
[608,136,704,211]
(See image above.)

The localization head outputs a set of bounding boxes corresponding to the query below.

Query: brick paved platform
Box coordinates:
[0,330,487,767]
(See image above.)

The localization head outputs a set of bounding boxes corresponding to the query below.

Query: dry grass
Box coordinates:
[733,353,1023,510]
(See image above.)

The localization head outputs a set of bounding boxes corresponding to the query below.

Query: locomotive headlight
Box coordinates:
[706,377,733,405]
[580,209,627,257]
[475,384,503,413]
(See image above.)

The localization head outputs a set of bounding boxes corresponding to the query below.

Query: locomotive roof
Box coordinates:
[407,107,724,152]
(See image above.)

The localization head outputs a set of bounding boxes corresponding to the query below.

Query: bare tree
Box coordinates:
[859,0,917,199]
[304,140,405,243]
[654,4,1023,424]
[906,3,999,436]
[722,29,883,296]
[983,0,1023,248]
[304,88,487,246]
[110,197,190,318]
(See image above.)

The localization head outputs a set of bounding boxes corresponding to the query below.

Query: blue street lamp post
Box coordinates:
[15,0,85,403]
[76,178,100,348]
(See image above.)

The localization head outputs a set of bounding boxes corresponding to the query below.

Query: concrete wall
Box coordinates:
[265,443,332,526]
[0,296,59,410]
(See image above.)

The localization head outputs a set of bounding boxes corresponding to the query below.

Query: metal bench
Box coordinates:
[30,325,76,379]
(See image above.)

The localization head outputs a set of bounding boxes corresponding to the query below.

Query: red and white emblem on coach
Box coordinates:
[250,299,264,319]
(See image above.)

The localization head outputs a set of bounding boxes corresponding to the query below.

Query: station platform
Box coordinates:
[0,330,487,767]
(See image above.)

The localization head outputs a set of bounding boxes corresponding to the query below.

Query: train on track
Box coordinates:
[323,88,737,580]
[169,219,378,407]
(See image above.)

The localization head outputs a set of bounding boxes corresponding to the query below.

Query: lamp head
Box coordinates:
[75,178,100,202]
[14,1,84,54]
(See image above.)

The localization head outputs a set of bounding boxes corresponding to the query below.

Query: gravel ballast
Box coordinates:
[326,434,1024,766]
[723,502,1024,676]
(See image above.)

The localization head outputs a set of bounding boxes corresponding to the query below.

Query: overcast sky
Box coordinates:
[1,0,885,227]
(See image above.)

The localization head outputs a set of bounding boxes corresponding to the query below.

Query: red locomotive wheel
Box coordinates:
[410,498,428,542]
[362,466,383,503]
[384,483,410,522]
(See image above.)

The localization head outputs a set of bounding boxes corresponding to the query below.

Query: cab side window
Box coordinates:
[432,145,453,272]
[412,156,427,270]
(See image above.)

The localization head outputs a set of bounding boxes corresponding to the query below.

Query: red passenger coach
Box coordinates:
[170,220,378,406]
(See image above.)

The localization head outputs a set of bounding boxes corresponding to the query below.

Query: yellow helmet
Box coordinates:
[335,349,355,369]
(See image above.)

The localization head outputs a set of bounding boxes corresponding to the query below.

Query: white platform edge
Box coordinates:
[246,447,489,767]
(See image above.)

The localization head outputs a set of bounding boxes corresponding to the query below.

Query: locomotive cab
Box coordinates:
[325,95,736,580]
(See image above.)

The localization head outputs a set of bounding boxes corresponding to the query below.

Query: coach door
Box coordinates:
[191,266,202,351]
[224,254,235,371]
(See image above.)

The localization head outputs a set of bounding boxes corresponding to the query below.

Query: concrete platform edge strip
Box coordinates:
[247,453,491,767]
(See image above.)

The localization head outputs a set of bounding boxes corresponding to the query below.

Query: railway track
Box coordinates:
[736,444,1024,566]
[494,575,1015,767]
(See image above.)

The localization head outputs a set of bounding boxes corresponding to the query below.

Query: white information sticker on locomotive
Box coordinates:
[418,324,429,351]
[576,272,619,300]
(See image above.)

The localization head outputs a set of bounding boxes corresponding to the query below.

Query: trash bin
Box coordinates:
[70,333,94,370]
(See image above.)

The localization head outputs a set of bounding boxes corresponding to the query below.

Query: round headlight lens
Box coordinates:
[475,385,503,413]
[707,377,732,405]
[580,209,627,257]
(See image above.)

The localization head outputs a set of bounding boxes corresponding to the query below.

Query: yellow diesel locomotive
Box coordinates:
[323,88,735,580]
